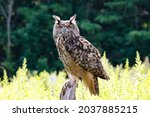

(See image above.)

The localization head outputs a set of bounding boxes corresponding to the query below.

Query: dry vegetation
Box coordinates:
[0,51,150,100]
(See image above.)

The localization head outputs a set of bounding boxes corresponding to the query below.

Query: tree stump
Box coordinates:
[60,79,77,100]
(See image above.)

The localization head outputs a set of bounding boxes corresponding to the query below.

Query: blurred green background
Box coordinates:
[0,0,150,77]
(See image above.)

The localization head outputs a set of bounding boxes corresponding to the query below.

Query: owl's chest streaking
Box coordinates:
[57,35,73,67]
[56,34,84,77]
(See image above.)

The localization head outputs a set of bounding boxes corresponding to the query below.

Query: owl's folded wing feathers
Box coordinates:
[64,36,109,80]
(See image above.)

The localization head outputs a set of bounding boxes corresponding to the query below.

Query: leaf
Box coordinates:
[95,14,122,24]
[80,20,102,33]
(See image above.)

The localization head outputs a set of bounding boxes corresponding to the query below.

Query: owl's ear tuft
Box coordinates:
[70,14,76,23]
[52,15,61,24]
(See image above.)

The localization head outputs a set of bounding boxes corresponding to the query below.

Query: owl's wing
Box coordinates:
[64,36,109,80]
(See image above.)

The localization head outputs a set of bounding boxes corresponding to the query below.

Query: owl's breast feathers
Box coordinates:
[59,34,109,80]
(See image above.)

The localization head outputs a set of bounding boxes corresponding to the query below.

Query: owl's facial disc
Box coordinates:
[58,21,71,35]
[53,14,79,36]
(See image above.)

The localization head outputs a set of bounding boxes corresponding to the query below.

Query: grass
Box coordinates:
[0,51,150,100]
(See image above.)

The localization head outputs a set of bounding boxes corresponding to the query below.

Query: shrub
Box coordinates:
[0,53,150,100]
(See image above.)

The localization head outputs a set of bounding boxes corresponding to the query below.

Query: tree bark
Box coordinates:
[7,0,14,60]
[0,0,14,60]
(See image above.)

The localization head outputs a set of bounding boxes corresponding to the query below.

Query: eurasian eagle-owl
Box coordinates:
[53,15,109,95]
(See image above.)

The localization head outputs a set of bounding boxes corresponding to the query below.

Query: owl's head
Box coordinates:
[52,15,79,38]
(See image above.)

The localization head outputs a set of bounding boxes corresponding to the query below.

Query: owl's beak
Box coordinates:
[62,27,68,35]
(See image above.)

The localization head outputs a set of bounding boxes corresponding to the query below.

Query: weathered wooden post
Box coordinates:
[60,79,77,100]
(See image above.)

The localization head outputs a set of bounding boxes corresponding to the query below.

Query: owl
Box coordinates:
[52,15,110,95]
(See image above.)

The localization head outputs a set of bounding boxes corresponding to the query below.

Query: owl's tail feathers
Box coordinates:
[99,69,110,81]
[82,72,99,96]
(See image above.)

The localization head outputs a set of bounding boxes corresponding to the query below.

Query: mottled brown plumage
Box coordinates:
[53,15,110,95]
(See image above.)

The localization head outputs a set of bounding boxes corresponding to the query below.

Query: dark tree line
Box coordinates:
[0,0,150,76]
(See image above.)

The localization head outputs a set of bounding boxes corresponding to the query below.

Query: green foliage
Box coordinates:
[0,0,150,76]
[135,51,142,67]
[128,31,150,41]
[95,14,122,24]
[80,20,102,33]
[2,70,8,87]
[125,58,130,71]
[36,58,49,71]
[0,54,150,100]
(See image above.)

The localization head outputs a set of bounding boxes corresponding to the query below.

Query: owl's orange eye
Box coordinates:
[56,24,63,28]
[67,24,73,28]
[59,25,63,28]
